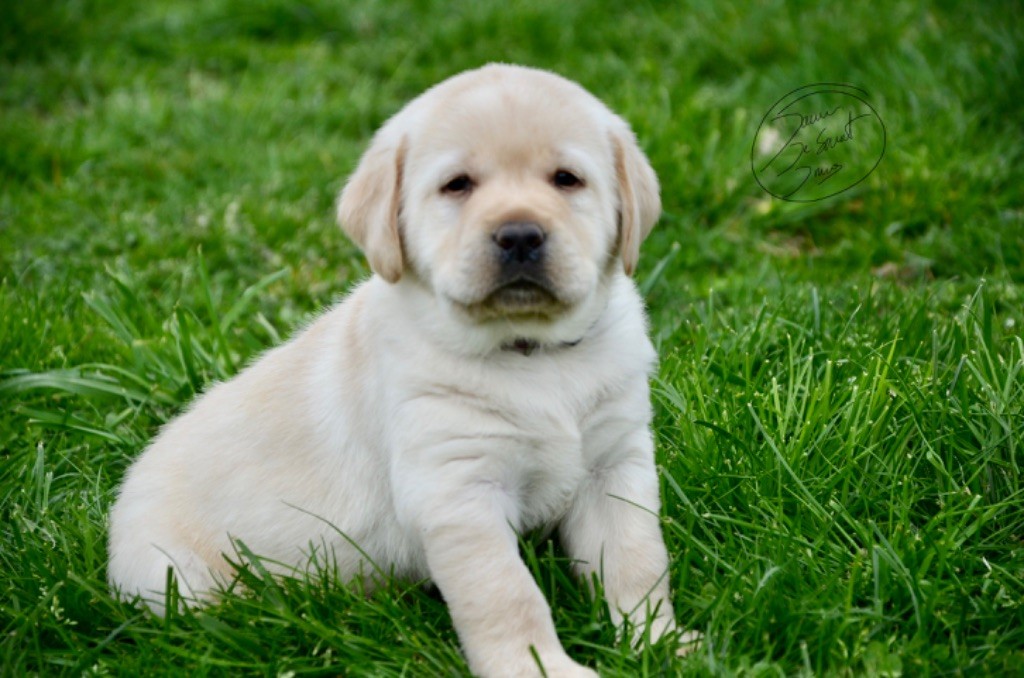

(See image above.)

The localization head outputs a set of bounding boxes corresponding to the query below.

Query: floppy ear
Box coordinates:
[612,130,661,277]
[336,134,407,283]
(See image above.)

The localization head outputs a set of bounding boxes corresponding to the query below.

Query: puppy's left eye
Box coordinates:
[552,169,583,189]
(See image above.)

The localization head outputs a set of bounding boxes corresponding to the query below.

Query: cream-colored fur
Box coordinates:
[108,63,696,677]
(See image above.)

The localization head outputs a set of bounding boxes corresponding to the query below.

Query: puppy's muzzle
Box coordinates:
[494,221,545,265]
[487,221,559,311]
[494,221,548,285]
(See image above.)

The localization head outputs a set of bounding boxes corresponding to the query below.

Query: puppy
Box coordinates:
[109,63,695,677]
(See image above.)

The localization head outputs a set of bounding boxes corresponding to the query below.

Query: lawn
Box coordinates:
[2,0,1023,675]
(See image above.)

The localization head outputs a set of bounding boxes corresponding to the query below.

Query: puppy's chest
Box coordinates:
[505,421,586,530]
[490,390,628,531]
[402,353,647,530]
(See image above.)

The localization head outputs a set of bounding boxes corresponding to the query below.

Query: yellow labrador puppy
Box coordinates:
[109,63,694,676]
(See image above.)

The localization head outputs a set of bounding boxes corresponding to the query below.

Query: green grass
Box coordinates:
[2,0,1023,674]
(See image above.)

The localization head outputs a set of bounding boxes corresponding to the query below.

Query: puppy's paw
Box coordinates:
[675,629,703,657]
[563,667,599,678]
[627,616,702,657]
[530,652,598,678]
[542,662,598,678]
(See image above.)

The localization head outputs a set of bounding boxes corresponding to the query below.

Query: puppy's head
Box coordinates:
[338,64,659,349]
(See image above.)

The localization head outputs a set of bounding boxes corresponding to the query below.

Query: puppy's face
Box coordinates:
[403,79,618,322]
[338,65,660,346]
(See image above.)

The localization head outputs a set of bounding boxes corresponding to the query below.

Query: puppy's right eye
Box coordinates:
[441,174,473,194]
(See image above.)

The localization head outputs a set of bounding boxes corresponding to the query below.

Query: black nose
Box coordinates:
[493,222,546,264]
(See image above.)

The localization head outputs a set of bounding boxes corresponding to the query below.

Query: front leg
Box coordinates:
[395,446,596,678]
[559,429,699,653]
